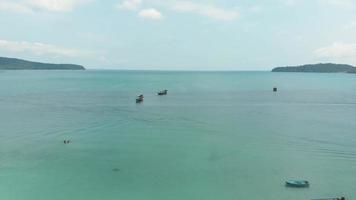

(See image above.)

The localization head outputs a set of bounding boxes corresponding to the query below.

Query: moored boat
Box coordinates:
[136,95,144,103]
[157,90,168,95]
[311,197,345,200]
[285,180,309,188]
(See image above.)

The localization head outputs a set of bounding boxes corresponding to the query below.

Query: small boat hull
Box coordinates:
[285,180,309,188]
[158,90,168,95]
[136,95,144,103]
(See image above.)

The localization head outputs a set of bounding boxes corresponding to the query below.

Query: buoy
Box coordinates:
[273,87,277,92]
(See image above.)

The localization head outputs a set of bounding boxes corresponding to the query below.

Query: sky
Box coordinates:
[1,0,356,70]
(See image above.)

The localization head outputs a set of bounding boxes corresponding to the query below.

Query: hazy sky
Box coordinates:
[1,0,356,70]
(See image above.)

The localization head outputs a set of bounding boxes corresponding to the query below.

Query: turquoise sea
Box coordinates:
[1,70,356,200]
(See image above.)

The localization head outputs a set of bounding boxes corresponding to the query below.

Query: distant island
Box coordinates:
[0,57,85,70]
[272,63,356,73]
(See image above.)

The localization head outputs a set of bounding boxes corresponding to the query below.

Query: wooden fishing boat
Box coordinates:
[311,197,345,200]
[136,95,144,103]
[285,180,309,188]
[158,90,168,95]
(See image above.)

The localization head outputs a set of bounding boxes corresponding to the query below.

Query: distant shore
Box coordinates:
[0,57,85,70]
[272,63,356,73]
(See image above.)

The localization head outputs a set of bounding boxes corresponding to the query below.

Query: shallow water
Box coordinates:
[1,70,356,200]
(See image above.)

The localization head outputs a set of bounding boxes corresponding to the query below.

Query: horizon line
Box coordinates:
[85,68,271,72]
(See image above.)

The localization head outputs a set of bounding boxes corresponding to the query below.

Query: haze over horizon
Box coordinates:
[1,0,356,70]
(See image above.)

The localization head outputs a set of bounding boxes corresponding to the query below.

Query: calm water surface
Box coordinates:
[1,70,356,200]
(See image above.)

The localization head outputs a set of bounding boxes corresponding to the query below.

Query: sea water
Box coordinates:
[0,70,356,200]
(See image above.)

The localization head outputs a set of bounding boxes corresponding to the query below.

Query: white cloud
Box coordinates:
[281,0,354,7]
[26,0,90,12]
[138,8,163,20]
[170,1,238,21]
[343,21,356,31]
[0,0,90,13]
[116,0,163,20]
[317,0,353,7]
[116,0,141,11]
[0,1,33,13]
[248,5,263,13]
[314,42,356,58]
[282,0,297,6]
[0,39,92,58]
[115,0,239,21]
